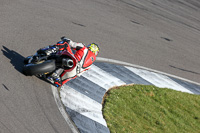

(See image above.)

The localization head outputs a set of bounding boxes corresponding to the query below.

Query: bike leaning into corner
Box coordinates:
[23,37,100,87]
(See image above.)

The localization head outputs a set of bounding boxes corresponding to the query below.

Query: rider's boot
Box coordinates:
[47,72,62,87]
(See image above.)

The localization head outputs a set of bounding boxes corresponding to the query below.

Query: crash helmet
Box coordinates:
[87,43,100,56]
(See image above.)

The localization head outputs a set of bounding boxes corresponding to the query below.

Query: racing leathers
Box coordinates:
[37,38,96,87]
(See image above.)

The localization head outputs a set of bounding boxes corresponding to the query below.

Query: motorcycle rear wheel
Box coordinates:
[23,60,56,76]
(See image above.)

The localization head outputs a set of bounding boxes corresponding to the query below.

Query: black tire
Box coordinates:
[23,60,56,76]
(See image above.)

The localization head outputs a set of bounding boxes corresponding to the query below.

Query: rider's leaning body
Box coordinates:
[37,37,100,87]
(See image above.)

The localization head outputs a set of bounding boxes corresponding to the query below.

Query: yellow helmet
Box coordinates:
[87,43,100,56]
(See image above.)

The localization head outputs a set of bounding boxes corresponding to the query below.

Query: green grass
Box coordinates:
[102,85,200,133]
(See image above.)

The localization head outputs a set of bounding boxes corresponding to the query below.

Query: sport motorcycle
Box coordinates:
[23,42,78,86]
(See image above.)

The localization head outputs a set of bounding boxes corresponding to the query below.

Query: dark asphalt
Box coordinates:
[0,0,200,133]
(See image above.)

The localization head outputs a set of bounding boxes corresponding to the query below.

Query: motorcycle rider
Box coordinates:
[36,37,100,87]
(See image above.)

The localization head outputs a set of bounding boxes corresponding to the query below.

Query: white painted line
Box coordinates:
[126,67,193,94]
[60,84,108,127]
[82,64,126,90]
[51,86,79,133]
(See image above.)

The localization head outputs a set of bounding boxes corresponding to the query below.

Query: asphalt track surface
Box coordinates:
[0,0,200,133]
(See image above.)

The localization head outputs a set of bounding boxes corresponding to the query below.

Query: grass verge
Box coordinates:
[102,85,200,133]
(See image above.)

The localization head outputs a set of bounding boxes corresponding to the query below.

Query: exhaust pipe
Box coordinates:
[62,58,74,68]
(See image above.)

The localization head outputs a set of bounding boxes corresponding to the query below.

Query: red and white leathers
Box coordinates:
[54,40,97,85]
[71,41,96,76]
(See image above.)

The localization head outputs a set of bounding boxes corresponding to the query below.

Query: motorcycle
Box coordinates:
[23,41,78,87]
